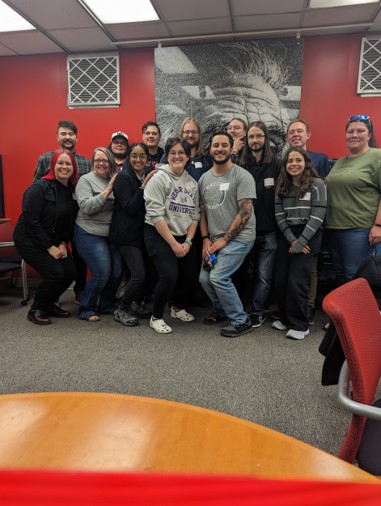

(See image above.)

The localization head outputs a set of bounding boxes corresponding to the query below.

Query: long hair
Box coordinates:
[92,147,116,177]
[179,117,205,156]
[276,147,318,199]
[42,149,79,186]
[242,121,273,165]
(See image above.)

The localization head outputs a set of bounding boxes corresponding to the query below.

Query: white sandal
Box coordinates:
[170,307,195,322]
[150,316,172,334]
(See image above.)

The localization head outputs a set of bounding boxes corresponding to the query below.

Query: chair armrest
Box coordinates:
[338,361,381,420]
[0,242,15,247]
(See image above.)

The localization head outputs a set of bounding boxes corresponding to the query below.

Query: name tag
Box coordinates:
[220,183,230,191]
[299,192,311,201]
[194,161,203,169]
[264,177,274,188]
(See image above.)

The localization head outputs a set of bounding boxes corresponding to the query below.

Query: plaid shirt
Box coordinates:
[33,150,92,181]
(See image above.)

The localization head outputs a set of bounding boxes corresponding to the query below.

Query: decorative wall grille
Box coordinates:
[358,38,381,95]
[67,54,120,108]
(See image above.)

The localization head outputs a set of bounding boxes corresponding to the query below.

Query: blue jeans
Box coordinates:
[73,225,124,319]
[248,231,278,315]
[199,240,254,325]
[327,228,375,286]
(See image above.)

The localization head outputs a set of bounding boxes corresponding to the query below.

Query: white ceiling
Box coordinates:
[1,0,381,56]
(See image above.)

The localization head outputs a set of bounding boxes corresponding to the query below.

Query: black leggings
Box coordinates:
[144,225,198,319]
[14,239,76,311]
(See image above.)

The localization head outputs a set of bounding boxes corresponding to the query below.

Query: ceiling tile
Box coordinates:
[108,21,170,41]
[0,31,63,54]
[236,13,302,32]
[232,0,305,16]
[152,0,230,21]
[48,27,113,52]
[0,43,19,56]
[303,5,378,27]
[167,18,232,37]
[7,0,97,30]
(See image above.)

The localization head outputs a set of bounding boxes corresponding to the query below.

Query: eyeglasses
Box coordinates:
[112,140,127,146]
[183,130,199,135]
[94,159,110,165]
[130,153,147,159]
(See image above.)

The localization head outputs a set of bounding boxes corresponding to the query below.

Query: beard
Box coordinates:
[211,153,231,165]
[251,146,264,153]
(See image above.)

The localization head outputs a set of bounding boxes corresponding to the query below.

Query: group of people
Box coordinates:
[13,113,381,340]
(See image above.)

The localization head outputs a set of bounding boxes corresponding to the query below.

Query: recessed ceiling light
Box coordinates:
[83,0,159,24]
[310,0,378,7]
[0,0,35,32]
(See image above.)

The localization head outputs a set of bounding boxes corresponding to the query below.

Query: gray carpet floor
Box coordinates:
[0,285,351,457]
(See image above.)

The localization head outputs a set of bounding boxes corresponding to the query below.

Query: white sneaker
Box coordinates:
[286,328,310,340]
[150,316,172,334]
[170,306,195,322]
[272,320,287,331]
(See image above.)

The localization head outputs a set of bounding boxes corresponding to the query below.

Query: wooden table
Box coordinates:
[0,392,377,482]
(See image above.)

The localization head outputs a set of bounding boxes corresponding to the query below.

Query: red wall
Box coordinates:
[300,34,381,158]
[1,34,380,226]
[0,49,155,224]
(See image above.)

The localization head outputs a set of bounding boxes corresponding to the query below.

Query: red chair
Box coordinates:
[322,278,381,472]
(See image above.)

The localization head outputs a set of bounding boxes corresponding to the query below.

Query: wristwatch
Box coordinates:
[185,238,193,246]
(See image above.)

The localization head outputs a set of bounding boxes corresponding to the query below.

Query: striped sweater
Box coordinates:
[275,178,327,253]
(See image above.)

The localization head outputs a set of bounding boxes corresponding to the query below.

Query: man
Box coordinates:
[199,132,256,338]
[286,118,331,324]
[33,119,91,304]
[34,120,92,180]
[286,118,330,177]
[244,121,282,328]
[108,131,129,172]
[160,117,212,181]
[141,121,164,171]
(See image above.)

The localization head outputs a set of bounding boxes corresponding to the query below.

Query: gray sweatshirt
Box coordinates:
[75,171,115,237]
[144,164,200,237]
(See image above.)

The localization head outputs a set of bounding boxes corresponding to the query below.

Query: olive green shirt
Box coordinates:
[325,148,381,229]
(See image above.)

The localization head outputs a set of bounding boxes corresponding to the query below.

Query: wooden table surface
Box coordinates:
[0,392,377,482]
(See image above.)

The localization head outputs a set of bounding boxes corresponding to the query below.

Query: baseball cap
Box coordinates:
[111,131,129,142]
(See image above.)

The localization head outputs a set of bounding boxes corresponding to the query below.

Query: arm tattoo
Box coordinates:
[224,199,253,242]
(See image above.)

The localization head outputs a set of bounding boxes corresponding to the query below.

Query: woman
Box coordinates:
[73,147,123,321]
[273,147,327,340]
[325,114,381,286]
[227,117,248,166]
[144,137,200,334]
[109,143,152,327]
[13,149,79,325]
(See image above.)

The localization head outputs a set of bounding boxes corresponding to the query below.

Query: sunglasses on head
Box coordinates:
[348,114,373,131]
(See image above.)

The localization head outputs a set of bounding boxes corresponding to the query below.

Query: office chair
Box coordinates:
[0,220,29,305]
[322,278,381,474]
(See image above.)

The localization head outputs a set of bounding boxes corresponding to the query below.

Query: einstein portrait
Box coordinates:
[155,39,303,156]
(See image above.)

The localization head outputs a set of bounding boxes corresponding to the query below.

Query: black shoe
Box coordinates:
[47,304,71,318]
[220,318,253,338]
[27,309,52,325]
[203,310,229,325]
[130,301,152,319]
[306,305,315,326]
[251,314,266,328]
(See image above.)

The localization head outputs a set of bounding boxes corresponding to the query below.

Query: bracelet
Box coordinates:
[375,224,381,227]
[201,235,210,240]
[185,238,193,246]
